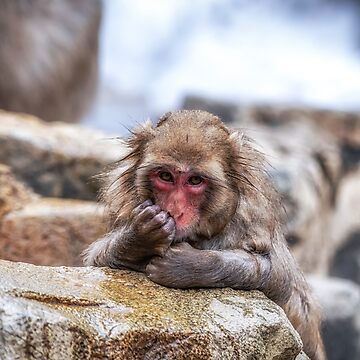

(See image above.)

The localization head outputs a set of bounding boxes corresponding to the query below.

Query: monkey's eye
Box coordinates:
[159,171,173,182]
[188,176,203,186]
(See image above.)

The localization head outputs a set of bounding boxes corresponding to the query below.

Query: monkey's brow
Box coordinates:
[142,163,219,179]
[140,163,168,172]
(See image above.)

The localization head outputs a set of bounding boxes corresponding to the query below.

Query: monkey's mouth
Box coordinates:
[166,209,198,239]
[173,215,196,232]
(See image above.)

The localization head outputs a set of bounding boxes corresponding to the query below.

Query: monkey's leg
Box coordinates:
[83,200,175,271]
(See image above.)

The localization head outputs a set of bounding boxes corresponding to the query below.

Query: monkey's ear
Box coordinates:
[156,112,172,127]
[229,130,246,154]
[126,120,155,159]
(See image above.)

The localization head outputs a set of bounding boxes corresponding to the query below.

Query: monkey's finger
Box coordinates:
[146,228,173,243]
[145,263,156,277]
[133,200,153,215]
[147,211,169,230]
[146,258,164,273]
[162,217,176,236]
[152,217,175,237]
[137,204,161,222]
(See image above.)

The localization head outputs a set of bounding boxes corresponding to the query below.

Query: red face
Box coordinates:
[149,168,207,231]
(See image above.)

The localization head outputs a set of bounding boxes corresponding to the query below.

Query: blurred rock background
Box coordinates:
[85,0,360,133]
[0,1,360,359]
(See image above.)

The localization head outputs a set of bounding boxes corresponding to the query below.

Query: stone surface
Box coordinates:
[183,95,239,123]
[0,198,105,266]
[238,105,360,148]
[0,111,121,200]
[329,169,360,284]
[0,164,38,218]
[0,260,303,360]
[0,165,106,266]
[295,352,310,360]
[183,96,360,146]
[183,96,360,166]
[0,0,101,124]
[309,276,360,360]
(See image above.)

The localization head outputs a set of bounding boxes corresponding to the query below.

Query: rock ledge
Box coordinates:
[0,260,303,360]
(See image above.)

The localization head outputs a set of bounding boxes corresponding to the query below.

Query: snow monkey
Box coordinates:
[84,110,325,360]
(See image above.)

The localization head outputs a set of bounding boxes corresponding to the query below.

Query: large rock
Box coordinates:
[0,260,304,360]
[0,111,121,199]
[185,96,360,148]
[0,0,101,123]
[0,164,38,218]
[0,165,105,266]
[238,105,360,149]
[329,169,360,284]
[309,276,360,360]
[0,198,105,266]
[184,96,360,164]
[183,95,239,123]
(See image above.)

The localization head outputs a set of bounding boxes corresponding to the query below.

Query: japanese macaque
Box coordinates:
[0,0,101,123]
[83,110,325,360]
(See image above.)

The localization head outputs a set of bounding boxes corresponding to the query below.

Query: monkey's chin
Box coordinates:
[173,225,196,243]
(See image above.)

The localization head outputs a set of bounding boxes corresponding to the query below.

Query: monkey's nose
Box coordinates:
[177,213,184,219]
[174,213,184,222]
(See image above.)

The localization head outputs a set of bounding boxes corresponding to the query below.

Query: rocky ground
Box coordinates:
[1,103,360,359]
[0,260,306,360]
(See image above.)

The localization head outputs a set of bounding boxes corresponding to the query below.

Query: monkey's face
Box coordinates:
[131,111,241,240]
[135,155,238,241]
[148,166,207,235]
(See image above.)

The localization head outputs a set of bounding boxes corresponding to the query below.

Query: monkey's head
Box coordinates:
[106,110,267,241]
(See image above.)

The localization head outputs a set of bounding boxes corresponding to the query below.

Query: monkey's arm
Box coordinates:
[83,200,175,271]
[146,241,292,305]
[83,228,146,271]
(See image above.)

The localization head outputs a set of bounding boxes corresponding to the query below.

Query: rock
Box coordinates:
[240,105,360,171]
[183,95,239,123]
[0,198,105,266]
[330,231,360,284]
[309,276,360,360]
[0,260,304,360]
[0,0,101,123]
[0,111,121,200]
[296,352,310,360]
[0,164,38,218]
[239,105,360,149]
[182,96,360,166]
[329,169,360,284]
[0,165,106,266]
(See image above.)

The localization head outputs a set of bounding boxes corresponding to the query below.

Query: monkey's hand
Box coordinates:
[145,242,213,288]
[131,200,176,257]
[83,200,175,270]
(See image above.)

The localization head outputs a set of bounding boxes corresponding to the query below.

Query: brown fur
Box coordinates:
[84,110,325,360]
[0,0,101,122]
